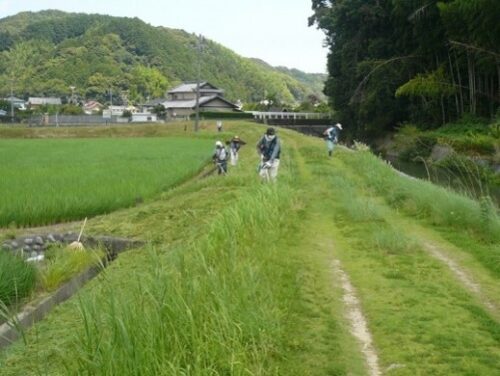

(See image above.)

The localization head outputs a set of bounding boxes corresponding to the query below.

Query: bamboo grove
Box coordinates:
[310,0,500,137]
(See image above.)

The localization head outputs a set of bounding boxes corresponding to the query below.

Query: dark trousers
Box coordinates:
[216,161,227,175]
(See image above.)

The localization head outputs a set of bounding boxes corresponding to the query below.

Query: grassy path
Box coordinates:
[1,122,499,374]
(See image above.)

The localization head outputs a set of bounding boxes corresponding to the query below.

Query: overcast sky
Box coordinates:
[0,0,328,73]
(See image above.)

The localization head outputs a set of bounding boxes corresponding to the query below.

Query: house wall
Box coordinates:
[169,93,197,101]
[168,108,193,117]
[132,114,157,122]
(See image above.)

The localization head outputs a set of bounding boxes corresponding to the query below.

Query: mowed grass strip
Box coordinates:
[302,147,500,375]
[0,137,212,227]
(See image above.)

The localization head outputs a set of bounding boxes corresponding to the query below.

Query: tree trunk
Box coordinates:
[455,50,465,114]
[440,95,446,125]
[467,51,476,114]
[448,50,460,118]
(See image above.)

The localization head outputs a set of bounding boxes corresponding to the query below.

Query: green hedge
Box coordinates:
[191,111,254,120]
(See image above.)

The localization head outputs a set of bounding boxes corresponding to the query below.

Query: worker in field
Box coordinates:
[228,135,246,166]
[256,127,281,182]
[213,140,228,175]
[323,122,342,157]
[216,120,223,132]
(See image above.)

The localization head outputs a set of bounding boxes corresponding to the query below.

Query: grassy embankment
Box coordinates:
[0,121,499,375]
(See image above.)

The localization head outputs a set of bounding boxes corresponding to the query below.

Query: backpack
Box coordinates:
[260,136,280,161]
[217,147,228,161]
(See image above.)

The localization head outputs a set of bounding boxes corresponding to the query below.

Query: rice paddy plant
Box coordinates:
[39,246,105,291]
[0,251,37,306]
[0,137,213,227]
[67,184,300,374]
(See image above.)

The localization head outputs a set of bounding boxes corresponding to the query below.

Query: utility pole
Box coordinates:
[194,34,203,132]
[10,82,14,123]
[109,88,113,107]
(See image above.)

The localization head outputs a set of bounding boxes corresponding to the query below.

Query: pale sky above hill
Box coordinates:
[0,0,328,73]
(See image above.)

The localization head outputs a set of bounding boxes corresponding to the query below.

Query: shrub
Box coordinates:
[0,251,37,305]
[399,134,437,161]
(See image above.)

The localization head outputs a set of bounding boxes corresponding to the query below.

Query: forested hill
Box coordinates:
[0,10,325,104]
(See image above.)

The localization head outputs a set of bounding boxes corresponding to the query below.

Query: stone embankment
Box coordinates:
[1,233,144,260]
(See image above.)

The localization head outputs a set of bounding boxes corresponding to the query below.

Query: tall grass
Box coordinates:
[0,137,212,227]
[66,184,299,374]
[39,246,105,291]
[338,150,500,238]
[0,252,36,306]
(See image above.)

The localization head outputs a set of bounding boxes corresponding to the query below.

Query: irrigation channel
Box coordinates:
[0,235,144,350]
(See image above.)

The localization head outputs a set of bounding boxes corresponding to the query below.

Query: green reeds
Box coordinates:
[0,251,36,306]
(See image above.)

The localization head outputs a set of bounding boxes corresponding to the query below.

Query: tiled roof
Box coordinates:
[168,82,223,94]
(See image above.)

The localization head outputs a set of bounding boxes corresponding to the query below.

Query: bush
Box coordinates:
[0,251,37,305]
[399,134,437,161]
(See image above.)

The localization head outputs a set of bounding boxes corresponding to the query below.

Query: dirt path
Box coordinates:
[331,259,382,376]
[422,241,499,319]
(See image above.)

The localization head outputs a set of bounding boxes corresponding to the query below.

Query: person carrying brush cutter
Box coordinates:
[256,127,281,182]
[228,135,246,166]
[213,140,229,175]
[323,122,342,157]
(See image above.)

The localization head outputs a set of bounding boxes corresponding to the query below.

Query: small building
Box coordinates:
[28,97,62,108]
[105,105,137,117]
[144,82,240,117]
[83,101,104,115]
[0,109,7,117]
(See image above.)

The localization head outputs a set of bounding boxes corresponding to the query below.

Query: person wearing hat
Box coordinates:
[256,127,281,182]
[213,140,228,175]
[228,135,246,166]
[323,122,342,157]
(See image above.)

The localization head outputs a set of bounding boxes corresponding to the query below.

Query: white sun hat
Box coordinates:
[335,123,343,130]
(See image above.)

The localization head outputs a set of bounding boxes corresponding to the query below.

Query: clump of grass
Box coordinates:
[371,226,418,255]
[0,251,37,306]
[39,246,104,291]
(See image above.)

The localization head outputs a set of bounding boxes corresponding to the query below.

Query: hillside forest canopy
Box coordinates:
[310,0,500,138]
[0,11,326,109]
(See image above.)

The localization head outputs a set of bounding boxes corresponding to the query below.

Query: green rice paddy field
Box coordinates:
[0,137,213,227]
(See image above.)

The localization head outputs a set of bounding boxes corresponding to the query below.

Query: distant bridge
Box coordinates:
[249,111,332,137]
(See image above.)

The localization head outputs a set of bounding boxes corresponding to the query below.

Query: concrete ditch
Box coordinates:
[0,235,144,350]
